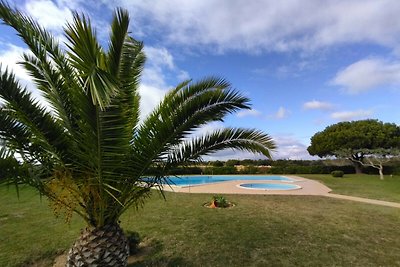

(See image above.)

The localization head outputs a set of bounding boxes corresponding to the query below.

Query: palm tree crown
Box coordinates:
[0,2,276,228]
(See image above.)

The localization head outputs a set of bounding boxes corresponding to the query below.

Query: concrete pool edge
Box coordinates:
[236,183,302,191]
[169,175,301,188]
[161,176,332,196]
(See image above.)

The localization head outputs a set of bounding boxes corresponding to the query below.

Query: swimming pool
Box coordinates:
[238,183,301,191]
[167,175,295,186]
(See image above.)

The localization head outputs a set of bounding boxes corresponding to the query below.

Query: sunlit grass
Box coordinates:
[1,185,400,266]
[301,174,400,202]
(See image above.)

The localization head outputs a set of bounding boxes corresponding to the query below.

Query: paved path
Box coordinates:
[324,193,400,208]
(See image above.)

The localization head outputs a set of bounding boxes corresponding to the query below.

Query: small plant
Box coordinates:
[210,195,230,208]
[331,170,344,178]
[126,231,141,255]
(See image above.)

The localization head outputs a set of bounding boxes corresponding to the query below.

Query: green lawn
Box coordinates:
[1,185,400,266]
[301,174,400,203]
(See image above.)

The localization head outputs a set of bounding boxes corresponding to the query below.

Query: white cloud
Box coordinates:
[272,135,315,160]
[332,58,400,94]
[24,0,73,31]
[177,70,190,81]
[138,84,167,120]
[139,46,191,120]
[142,46,189,85]
[144,47,175,70]
[204,150,267,161]
[270,107,289,120]
[303,100,334,110]
[0,44,31,82]
[330,109,373,121]
[104,0,400,53]
[275,107,288,119]
[0,44,49,109]
[236,109,261,118]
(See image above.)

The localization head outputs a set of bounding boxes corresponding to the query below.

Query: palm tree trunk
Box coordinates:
[67,223,129,267]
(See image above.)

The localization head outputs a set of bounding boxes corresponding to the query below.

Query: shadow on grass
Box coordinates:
[20,249,64,267]
[128,238,191,267]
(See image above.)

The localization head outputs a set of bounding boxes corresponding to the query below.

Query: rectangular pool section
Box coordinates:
[167,175,295,187]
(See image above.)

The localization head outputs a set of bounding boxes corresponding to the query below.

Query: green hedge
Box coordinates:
[149,164,400,176]
[202,166,237,175]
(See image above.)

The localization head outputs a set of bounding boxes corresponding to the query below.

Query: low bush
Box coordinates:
[126,231,141,255]
[209,195,232,208]
[238,166,259,174]
[331,170,344,178]
[203,166,237,175]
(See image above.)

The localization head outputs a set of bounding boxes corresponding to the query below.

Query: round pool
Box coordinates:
[238,183,301,190]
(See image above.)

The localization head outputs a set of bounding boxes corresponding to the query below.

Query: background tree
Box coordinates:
[336,148,400,180]
[225,159,240,166]
[0,3,276,266]
[211,160,224,167]
[307,120,400,174]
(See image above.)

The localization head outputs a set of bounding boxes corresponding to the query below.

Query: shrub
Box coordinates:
[211,160,224,167]
[166,167,203,175]
[238,166,259,174]
[211,195,230,208]
[126,231,141,255]
[331,170,344,178]
[203,166,237,175]
[269,166,285,174]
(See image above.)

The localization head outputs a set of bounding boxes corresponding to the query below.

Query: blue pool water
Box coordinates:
[167,175,294,186]
[239,183,301,190]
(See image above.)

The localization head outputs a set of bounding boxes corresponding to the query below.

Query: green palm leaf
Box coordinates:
[0,3,277,265]
[0,2,277,228]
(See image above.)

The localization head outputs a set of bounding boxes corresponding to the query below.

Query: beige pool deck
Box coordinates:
[162,175,400,208]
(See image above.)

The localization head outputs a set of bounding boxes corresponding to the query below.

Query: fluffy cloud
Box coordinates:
[0,44,47,107]
[331,58,400,94]
[303,100,334,110]
[236,109,262,118]
[270,107,289,120]
[103,0,400,53]
[330,109,373,121]
[24,0,73,31]
[0,44,31,82]
[204,150,266,161]
[272,135,315,160]
[139,46,190,119]
[138,84,167,119]
[144,47,175,70]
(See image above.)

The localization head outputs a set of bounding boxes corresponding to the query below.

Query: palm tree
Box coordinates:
[0,2,276,266]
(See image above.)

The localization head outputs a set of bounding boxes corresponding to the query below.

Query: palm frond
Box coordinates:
[0,1,87,130]
[65,12,117,109]
[107,8,130,77]
[166,128,276,167]
[131,78,251,176]
[0,68,68,164]
[0,141,12,159]
[0,3,277,228]
[107,8,145,137]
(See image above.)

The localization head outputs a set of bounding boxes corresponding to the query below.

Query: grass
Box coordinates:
[300,174,400,203]
[0,185,84,267]
[1,185,400,266]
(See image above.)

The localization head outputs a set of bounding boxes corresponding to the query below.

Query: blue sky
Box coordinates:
[1,0,400,160]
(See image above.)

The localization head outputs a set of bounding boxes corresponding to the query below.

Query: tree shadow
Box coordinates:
[128,238,192,267]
